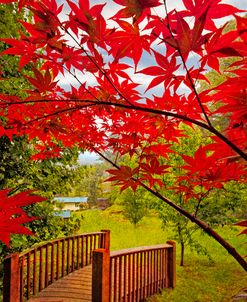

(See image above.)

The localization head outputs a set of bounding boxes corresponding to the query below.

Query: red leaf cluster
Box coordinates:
[0,0,246,241]
[0,190,46,246]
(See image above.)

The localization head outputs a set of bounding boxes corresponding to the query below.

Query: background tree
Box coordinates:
[0,3,84,255]
[0,3,32,95]
[154,126,247,266]
[112,187,148,227]
[68,162,109,207]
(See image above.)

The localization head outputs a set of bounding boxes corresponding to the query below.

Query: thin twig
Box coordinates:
[162,0,212,127]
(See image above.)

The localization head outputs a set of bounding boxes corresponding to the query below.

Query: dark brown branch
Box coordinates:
[2,98,247,160]
[22,104,97,126]
[93,148,247,271]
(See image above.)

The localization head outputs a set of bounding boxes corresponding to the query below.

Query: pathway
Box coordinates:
[27,266,92,302]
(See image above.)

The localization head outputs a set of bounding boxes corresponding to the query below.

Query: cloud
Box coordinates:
[56,70,97,91]
[102,0,122,18]
[78,151,101,165]
[224,0,247,9]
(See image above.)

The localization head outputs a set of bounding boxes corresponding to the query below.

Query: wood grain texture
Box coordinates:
[27,266,92,302]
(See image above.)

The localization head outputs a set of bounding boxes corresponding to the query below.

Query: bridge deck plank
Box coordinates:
[27,265,92,302]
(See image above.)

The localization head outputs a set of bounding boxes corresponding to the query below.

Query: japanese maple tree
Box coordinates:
[0,0,246,270]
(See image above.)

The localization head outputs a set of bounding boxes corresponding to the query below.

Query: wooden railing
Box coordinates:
[92,240,176,302]
[3,230,175,302]
[3,231,109,302]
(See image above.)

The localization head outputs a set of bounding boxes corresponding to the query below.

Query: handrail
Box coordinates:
[18,232,104,257]
[3,230,175,302]
[3,231,109,302]
[110,244,172,257]
[92,240,176,302]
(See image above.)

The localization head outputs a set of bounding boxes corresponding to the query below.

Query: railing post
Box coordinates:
[166,240,176,288]
[3,253,21,302]
[100,229,110,250]
[92,249,110,302]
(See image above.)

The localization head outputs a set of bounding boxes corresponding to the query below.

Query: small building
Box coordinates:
[54,196,88,211]
[53,210,71,219]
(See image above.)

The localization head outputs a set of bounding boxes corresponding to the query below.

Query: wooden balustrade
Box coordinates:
[3,231,108,302]
[3,230,175,302]
[92,240,176,302]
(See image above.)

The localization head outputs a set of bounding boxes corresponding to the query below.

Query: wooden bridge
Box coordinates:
[3,230,176,302]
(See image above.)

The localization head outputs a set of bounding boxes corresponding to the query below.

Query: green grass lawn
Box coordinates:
[78,209,247,302]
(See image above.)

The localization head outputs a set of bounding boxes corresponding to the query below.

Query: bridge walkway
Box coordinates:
[27,266,92,302]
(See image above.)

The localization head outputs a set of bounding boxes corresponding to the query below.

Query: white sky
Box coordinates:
[78,151,100,165]
[56,0,246,95]
[57,0,246,163]
[59,0,246,22]
[100,0,247,17]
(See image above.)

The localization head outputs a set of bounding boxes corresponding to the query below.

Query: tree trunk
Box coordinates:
[180,242,185,266]
[177,218,185,266]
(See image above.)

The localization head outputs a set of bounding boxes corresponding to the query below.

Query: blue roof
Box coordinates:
[54,197,88,203]
[54,210,71,218]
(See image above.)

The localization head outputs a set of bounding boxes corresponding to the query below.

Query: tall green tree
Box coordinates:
[0,3,83,256]
[117,187,148,227]
[0,3,32,96]
[153,126,247,265]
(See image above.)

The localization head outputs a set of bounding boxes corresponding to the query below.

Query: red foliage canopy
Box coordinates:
[0,0,246,259]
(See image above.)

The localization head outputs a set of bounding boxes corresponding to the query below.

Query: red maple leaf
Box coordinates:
[181,145,246,189]
[112,0,160,22]
[25,68,58,95]
[182,146,215,174]
[142,143,173,159]
[108,20,151,66]
[235,220,247,236]
[66,0,108,47]
[0,189,46,246]
[140,158,169,175]
[180,0,243,30]
[137,51,182,91]
[106,166,140,191]
[170,181,202,203]
[1,36,38,68]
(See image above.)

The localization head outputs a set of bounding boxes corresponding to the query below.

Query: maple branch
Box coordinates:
[22,104,97,127]
[87,100,246,161]
[59,24,134,106]
[93,148,247,271]
[177,49,213,127]
[2,98,246,160]
[162,0,213,127]
[47,57,103,103]
[1,99,96,106]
